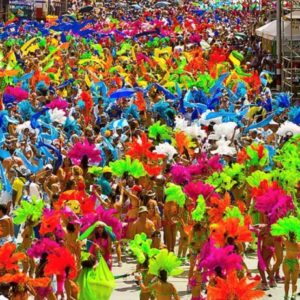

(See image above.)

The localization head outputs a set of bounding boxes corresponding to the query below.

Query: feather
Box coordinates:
[170,164,192,185]
[0,243,26,272]
[271,216,300,241]
[277,121,300,136]
[109,155,147,178]
[185,123,207,139]
[28,238,61,258]
[148,249,184,277]
[207,270,265,300]
[148,121,172,140]
[49,108,67,124]
[183,181,217,202]
[165,183,186,208]
[154,142,177,159]
[191,195,206,221]
[68,138,102,165]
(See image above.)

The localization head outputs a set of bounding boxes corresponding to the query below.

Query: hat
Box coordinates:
[138,206,148,215]
[45,164,53,170]
[103,166,112,173]
[16,166,31,177]
[130,185,142,192]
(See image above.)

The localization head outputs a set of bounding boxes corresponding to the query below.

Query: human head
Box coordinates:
[0,204,7,217]
[0,282,10,297]
[138,206,148,219]
[159,269,168,283]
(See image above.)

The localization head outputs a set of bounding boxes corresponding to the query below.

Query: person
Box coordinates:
[0,282,10,300]
[89,224,113,270]
[12,166,31,208]
[151,230,167,250]
[76,249,116,300]
[97,167,113,196]
[0,205,14,245]
[130,206,155,239]
[137,269,180,300]
[282,232,300,300]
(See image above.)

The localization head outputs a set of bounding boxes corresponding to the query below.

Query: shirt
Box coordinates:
[97,177,112,196]
[12,177,27,205]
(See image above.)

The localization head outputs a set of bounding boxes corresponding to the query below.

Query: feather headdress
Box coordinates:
[44,247,77,279]
[210,218,253,247]
[172,130,196,155]
[13,196,45,225]
[148,121,172,141]
[183,181,217,202]
[237,143,269,167]
[109,155,147,178]
[129,233,159,264]
[68,138,102,165]
[0,273,50,287]
[170,164,192,185]
[254,187,295,224]
[199,245,242,282]
[208,193,231,223]
[28,238,61,258]
[154,142,177,159]
[206,270,265,300]
[191,195,206,221]
[148,249,184,277]
[271,216,300,241]
[39,209,65,239]
[49,108,67,124]
[81,205,122,241]
[165,183,186,208]
[0,243,26,272]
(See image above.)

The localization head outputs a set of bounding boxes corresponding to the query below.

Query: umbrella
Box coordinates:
[155,1,170,7]
[79,5,94,13]
[131,4,142,10]
[116,3,127,8]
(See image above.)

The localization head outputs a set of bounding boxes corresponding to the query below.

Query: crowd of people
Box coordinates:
[0,0,299,299]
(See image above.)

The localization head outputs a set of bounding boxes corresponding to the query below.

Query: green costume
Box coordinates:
[76,255,116,300]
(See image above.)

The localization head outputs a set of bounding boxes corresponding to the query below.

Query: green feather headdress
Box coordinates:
[271,216,300,241]
[191,195,206,221]
[129,233,159,264]
[88,166,103,178]
[165,183,186,208]
[148,249,184,277]
[109,155,147,178]
[246,170,271,188]
[224,207,244,225]
[13,196,45,225]
[148,121,172,141]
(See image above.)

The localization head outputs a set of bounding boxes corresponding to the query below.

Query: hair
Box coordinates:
[159,269,168,283]
[0,204,7,215]
[67,222,76,233]
[81,255,97,268]
[193,223,202,233]
[95,227,108,240]
[109,191,117,204]
[65,180,76,191]
[73,165,83,176]
[151,231,161,238]
[63,157,72,168]
[289,231,296,243]
[80,155,89,170]
[0,282,10,296]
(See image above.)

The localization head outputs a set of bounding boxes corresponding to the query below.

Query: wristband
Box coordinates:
[138,280,143,285]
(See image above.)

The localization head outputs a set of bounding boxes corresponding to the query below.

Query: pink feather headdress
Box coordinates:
[4,86,28,102]
[68,138,102,165]
[81,205,122,240]
[28,238,61,258]
[198,245,243,282]
[183,181,219,203]
[170,164,192,185]
[255,187,295,224]
[46,98,69,114]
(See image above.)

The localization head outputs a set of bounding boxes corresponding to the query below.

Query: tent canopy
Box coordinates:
[256,19,300,41]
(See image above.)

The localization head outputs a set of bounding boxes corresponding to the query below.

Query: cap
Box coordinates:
[45,164,53,170]
[130,185,142,192]
[138,206,148,215]
[103,166,112,173]
[16,166,31,177]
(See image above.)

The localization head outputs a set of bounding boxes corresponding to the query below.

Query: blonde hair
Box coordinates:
[72,166,83,176]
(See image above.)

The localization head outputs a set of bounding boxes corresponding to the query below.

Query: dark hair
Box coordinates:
[81,155,89,170]
[94,125,100,135]
[95,228,108,240]
[67,222,75,233]
[226,237,235,245]
[109,191,117,204]
[0,204,7,215]
[193,223,202,232]
[65,180,76,191]
[0,282,10,296]
[81,255,96,268]
[159,270,168,283]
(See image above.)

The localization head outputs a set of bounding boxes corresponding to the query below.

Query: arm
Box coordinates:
[12,189,17,208]
[43,178,53,198]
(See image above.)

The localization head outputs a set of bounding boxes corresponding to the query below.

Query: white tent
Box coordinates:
[256,19,300,41]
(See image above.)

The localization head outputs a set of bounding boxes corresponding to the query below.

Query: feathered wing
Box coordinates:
[191,195,206,221]
[0,243,26,272]
[109,155,147,178]
[154,143,177,159]
[68,138,102,165]
[207,270,265,300]
[271,216,300,241]
[165,183,186,208]
[148,249,184,277]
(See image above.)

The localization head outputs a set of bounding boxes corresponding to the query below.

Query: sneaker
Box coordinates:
[262,282,270,290]
[291,295,296,300]
[269,280,277,288]
[118,261,123,267]
[187,285,191,293]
